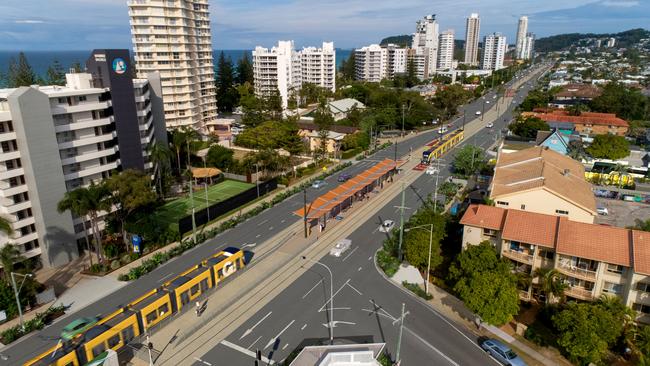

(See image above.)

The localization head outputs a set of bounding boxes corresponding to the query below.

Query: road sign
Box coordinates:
[132,235,142,253]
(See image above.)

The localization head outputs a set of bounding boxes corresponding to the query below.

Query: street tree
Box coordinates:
[403,206,446,273]
[216,52,239,112]
[148,142,173,198]
[552,302,623,365]
[313,99,335,160]
[58,189,95,267]
[586,134,630,160]
[508,116,550,139]
[206,145,235,171]
[452,145,486,176]
[455,269,519,326]
[432,84,472,121]
[105,170,157,246]
[0,245,24,281]
[7,52,37,87]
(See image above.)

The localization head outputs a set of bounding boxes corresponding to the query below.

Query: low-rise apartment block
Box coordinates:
[354,44,408,82]
[0,50,165,268]
[490,146,597,223]
[525,110,629,136]
[460,204,650,323]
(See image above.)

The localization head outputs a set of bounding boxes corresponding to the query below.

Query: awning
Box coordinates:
[294,159,397,220]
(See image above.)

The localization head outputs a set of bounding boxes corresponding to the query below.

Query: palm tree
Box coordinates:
[182,127,200,172]
[58,189,94,267]
[0,216,13,236]
[148,142,172,198]
[0,244,24,281]
[534,268,567,305]
[171,129,186,176]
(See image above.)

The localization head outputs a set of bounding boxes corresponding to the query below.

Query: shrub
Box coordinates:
[117,273,129,282]
[121,254,132,265]
[403,281,433,300]
[110,260,121,270]
[377,250,400,277]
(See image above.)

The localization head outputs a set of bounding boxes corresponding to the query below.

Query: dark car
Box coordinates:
[338,173,352,182]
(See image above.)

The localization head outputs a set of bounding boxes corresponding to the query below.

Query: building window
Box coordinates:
[78,96,87,102]
[633,303,650,314]
[520,204,525,210]
[636,282,650,293]
[603,282,622,295]
[539,249,555,260]
[482,228,497,237]
[555,209,569,215]
[496,201,509,206]
[606,264,625,275]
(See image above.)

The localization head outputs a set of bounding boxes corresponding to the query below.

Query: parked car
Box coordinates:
[312,180,326,189]
[486,122,494,128]
[486,100,490,104]
[475,111,482,116]
[425,166,439,175]
[337,173,352,182]
[597,206,609,216]
[378,219,395,233]
[329,239,352,257]
[480,339,527,366]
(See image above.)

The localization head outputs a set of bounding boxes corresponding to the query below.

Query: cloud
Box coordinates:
[14,20,44,24]
[601,0,640,7]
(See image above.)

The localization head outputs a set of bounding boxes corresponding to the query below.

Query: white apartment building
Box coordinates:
[252,41,335,109]
[0,56,165,268]
[463,13,481,66]
[522,33,535,60]
[607,37,616,48]
[385,44,408,79]
[437,30,455,71]
[515,16,529,60]
[482,33,507,71]
[128,0,217,131]
[354,44,388,82]
[411,15,439,79]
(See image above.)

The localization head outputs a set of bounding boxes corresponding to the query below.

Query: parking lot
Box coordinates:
[595,198,650,228]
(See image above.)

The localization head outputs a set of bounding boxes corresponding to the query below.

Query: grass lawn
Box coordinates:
[153,179,254,229]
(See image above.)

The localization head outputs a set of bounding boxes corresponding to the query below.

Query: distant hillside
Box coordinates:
[380,35,411,47]
[535,28,650,52]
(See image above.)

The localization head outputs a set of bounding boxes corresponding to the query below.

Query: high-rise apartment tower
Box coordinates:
[515,16,529,60]
[463,13,480,66]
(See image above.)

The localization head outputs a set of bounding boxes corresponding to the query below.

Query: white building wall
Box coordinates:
[354,44,388,82]
[412,15,439,79]
[437,30,455,70]
[515,16,529,60]
[482,33,507,71]
[464,13,481,66]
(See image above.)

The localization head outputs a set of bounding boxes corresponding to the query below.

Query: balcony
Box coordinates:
[60,147,117,166]
[3,200,32,215]
[51,100,110,115]
[0,132,17,143]
[54,117,112,133]
[64,161,118,181]
[0,184,28,198]
[565,286,595,301]
[0,167,24,181]
[557,263,598,281]
[503,249,534,264]
[0,151,21,162]
[58,131,116,150]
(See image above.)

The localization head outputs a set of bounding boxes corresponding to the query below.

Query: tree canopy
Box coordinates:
[206,145,235,171]
[590,82,649,121]
[236,54,254,86]
[508,116,550,139]
[586,134,630,160]
[452,145,487,176]
[216,52,239,113]
[7,52,37,87]
[403,202,446,273]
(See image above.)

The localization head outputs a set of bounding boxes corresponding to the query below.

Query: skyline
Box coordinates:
[0,0,647,51]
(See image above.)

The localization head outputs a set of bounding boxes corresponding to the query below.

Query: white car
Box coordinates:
[486,100,490,104]
[486,122,494,128]
[311,180,326,189]
[438,126,448,134]
[597,207,609,216]
[329,239,352,257]
[378,220,395,233]
[475,111,482,116]
[425,166,440,175]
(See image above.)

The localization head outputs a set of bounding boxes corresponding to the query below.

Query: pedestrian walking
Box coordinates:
[196,301,201,317]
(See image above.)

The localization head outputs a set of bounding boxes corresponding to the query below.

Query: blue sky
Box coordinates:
[0,0,648,50]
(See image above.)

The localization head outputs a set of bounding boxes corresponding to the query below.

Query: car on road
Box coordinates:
[597,206,609,216]
[337,173,352,182]
[378,219,395,233]
[493,95,497,99]
[438,126,448,134]
[312,180,327,189]
[480,339,527,366]
[425,166,439,175]
[329,238,352,257]
[486,100,490,104]
[486,122,494,128]
[475,111,481,116]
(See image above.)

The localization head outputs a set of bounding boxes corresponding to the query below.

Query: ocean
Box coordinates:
[0,49,353,82]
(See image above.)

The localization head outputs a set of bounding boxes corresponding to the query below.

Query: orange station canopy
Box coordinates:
[294,159,397,220]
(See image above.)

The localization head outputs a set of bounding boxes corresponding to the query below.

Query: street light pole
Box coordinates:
[393,303,409,364]
[204,182,210,223]
[303,188,308,238]
[401,104,405,137]
[255,163,260,198]
[187,177,196,242]
[302,256,334,344]
[10,272,32,331]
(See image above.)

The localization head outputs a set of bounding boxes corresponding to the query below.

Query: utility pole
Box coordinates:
[255,163,260,198]
[394,139,397,163]
[188,177,196,242]
[401,104,405,137]
[204,182,210,223]
[433,159,440,212]
[393,303,409,364]
[303,188,308,238]
[396,182,407,261]
[462,111,466,131]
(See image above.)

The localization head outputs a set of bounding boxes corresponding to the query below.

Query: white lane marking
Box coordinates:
[221,340,276,365]
[302,279,323,299]
[372,227,379,234]
[323,320,356,328]
[404,326,460,366]
[318,307,352,312]
[240,311,273,339]
[369,300,396,320]
[257,219,269,226]
[358,266,363,272]
[347,282,363,296]
[301,324,307,330]
[269,226,274,230]
[342,246,358,262]
[256,234,261,238]
[368,256,373,261]
[247,335,262,350]
[282,343,289,351]
[281,219,286,223]
[361,308,394,320]
[158,273,174,283]
[318,279,350,312]
[193,357,212,366]
[264,320,295,349]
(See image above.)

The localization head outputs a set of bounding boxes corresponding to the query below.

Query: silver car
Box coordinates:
[480,339,527,366]
[329,239,352,257]
[378,220,395,233]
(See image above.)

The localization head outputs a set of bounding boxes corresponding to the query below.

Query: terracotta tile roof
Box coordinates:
[459,204,506,230]
[556,220,631,267]
[297,121,359,135]
[491,147,596,214]
[460,204,650,273]
[555,83,602,99]
[633,231,650,276]
[502,210,559,248]
[531,110,629,128]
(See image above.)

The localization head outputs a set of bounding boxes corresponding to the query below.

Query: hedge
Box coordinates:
[1,304,66,344]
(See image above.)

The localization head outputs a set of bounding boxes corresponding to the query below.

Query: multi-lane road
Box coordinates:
[190,64,551,366]
[5,63,550,366]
